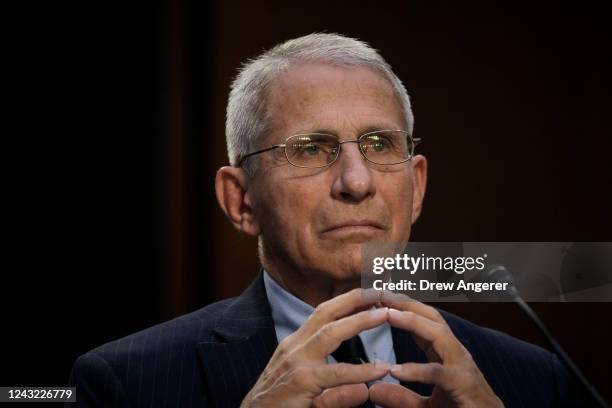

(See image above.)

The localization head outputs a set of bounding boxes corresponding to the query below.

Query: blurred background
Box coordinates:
[3,0,611,403]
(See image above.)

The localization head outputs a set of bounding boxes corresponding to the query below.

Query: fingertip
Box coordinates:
[388,308,402,319]
[371,306,389,319]
[368,382,401,405]
[373,359,391,373]
[369,381,423,407]
[390,364,403,376]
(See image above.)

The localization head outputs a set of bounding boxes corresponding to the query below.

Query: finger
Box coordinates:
[369,382,426,408]
[266,289,380,368]
[312,384,369,408]
[380,295,445,324]
[389,362,452,388]
[299,288,381,338]
[303,307,389,359]
[387,309,462,362]
[311,361,391,390]
[271,289,383,369]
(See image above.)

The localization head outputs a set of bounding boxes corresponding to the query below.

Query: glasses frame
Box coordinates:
[236,130,421,169]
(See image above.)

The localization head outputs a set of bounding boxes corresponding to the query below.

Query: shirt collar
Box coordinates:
[262,269,389,348]
[263,269,314,343]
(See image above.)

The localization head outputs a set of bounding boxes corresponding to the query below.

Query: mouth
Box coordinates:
[322,220,385,234]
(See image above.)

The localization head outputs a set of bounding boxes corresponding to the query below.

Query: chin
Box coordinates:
[322,249,364,282]
[306,239,379,282]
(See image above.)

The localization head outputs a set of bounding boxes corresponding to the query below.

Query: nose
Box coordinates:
[331,142,376,203]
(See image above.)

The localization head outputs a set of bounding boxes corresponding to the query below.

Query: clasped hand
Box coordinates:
[241,289,503,407]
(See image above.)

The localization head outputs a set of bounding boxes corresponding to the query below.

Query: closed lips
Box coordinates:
[323,220,384,232]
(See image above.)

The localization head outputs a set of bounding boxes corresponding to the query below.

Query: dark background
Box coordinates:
[4,0,611,403]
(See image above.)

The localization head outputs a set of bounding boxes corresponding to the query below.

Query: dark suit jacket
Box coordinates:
[69,272,587,407]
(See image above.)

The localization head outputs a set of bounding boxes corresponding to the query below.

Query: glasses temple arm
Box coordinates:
[236,144,286,167]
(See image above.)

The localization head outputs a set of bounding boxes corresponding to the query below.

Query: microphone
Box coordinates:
[477,265,609,408]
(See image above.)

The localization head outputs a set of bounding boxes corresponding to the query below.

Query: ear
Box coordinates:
[215,166,261,236]
[410,155,428,224]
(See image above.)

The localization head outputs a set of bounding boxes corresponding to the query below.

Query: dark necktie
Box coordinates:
[331,335,375,408]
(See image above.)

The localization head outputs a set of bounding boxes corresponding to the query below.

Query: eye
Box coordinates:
[292,137,336,156]
[362,135,392,153]
[292,142,322,156]
[303,143,321,155]
[285,134,339,167]
[372,139,388,152]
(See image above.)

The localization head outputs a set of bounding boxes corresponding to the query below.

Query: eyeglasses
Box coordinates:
[236,130,421,169]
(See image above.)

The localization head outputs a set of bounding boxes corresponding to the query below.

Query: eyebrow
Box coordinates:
[296,122,405,136]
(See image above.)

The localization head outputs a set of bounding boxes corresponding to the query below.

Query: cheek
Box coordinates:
[386,176,415,234]
[258,182,320,238]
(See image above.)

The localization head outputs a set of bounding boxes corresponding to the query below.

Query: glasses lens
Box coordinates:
[285,134,339,168]
[360,131,412,164]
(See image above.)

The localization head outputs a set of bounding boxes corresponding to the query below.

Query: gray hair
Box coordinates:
[225,33,414,176]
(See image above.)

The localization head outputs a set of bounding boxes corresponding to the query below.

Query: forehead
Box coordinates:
[265,62,405,139]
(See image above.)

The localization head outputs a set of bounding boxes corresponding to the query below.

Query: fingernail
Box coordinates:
[390,364,402,373]
[388,308,401,318]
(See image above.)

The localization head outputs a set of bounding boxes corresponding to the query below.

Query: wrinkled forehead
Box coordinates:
[262,62,406,143]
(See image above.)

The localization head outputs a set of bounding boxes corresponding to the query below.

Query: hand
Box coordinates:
[241,289,391,408]
[369,297,503,407]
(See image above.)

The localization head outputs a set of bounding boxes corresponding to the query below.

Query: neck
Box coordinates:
[264,263,360,307]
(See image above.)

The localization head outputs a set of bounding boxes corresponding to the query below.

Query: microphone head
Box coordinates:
[484,264,515,286]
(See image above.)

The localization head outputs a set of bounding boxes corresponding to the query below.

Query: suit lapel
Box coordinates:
[197,273,279,408]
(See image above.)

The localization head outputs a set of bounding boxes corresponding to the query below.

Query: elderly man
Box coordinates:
[71,34,582,407]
